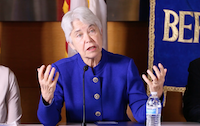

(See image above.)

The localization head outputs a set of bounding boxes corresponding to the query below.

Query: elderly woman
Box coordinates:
[37,7,167,126]
[0,65,22,124]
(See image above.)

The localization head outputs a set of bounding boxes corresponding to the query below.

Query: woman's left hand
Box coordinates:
[142,63,167,98]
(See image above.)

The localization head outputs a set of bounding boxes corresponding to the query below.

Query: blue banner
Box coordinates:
[149,0,200,87]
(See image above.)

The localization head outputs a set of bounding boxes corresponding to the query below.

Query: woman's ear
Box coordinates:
[68,42,75,50]
[100,28,103,36]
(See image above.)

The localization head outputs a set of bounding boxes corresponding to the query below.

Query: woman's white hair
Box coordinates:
[61,6,102,43]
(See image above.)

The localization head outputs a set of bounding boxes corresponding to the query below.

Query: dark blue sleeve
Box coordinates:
[37,96,61,126]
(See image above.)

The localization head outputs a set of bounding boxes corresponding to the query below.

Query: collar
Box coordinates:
[77,48,108,75]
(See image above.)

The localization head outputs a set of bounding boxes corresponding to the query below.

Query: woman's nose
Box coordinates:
[85,33,93,43]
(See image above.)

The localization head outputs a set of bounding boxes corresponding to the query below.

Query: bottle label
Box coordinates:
[146,108,157,115]
[146,107,161,115]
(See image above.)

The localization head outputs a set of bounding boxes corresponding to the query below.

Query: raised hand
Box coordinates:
[37,65,59,104]
[142,63,167,98]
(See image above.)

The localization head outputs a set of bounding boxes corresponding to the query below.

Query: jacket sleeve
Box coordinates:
[127,59,148,123]
[183,58,200,122]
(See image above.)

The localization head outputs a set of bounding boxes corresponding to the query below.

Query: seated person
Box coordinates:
[183,58,200,122]
[0,65,22,124]
[37,7,167,126]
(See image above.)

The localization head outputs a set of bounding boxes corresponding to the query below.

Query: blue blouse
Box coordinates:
[37,49,148,126]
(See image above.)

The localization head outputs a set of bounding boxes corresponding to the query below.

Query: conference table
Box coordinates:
[15,122,200,126]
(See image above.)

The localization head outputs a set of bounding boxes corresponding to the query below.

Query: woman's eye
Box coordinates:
[90,29,95,33]
[76,34,82,37]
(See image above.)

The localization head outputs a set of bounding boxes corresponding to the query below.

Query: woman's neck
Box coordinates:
[82,53,102,68]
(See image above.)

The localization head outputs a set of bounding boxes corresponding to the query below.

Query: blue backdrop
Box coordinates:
[150,0,200,87]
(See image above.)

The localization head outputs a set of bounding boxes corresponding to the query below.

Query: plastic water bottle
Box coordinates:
[146,92,161,126]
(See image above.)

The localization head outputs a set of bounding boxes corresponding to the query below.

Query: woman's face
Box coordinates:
[69,19,103,62]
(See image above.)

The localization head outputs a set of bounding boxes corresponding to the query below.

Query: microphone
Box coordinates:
[82,65,88,126]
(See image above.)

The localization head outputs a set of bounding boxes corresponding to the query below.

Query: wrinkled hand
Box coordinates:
[142,63,167,98]
[37,65,59,104]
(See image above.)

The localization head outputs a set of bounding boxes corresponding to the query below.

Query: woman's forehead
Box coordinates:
[72,20,97,32]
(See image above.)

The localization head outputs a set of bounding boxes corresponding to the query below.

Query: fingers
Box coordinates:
[38,65,45,81]
[158,63,164,75]
[44,65,52,81]
[49,68,59,87]
[152,65,160,79]
[142,74,151,85]
[48,67,56,82]
[143,63,166,98]
[142,70,156,88]
[160,63,167,77]
[147,69,157,82]
[143,63,167,85]
[37,65,59,103]
[157,63,167,77]
[52,72,59,86]
[37,64,59,85]
[152,63,167,80]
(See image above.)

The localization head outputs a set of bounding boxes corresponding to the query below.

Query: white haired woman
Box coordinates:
[37,6,167,126]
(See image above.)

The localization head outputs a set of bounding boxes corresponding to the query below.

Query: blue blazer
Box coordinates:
[37,49,148,126]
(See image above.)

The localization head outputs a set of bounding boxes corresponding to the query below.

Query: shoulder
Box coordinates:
[52,54,80,73]
[188,58,200,72]
[189,58,200,68]
[105,50,133,63]
[104,50,136,70]
[54,54,78,66]
[104,52,134,67]
[0,65,9,72]
[0,66,9,84]
[0,65,14,77]
[0,65,17,87]
[190,58,200,65]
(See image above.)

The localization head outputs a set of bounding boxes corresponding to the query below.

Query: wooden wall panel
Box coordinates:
[20,88,40,123]
[107,21,148,75]
[1,22,65,88]
[0,22,66,123]
[162,92,186,122]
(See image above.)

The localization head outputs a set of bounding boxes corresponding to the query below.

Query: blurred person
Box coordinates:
[183,58,200,122]
[0,65,22,124]
[37,6,167,126]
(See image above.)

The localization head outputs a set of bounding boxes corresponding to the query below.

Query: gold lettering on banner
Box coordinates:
[163,9,179,42]
[163,9,200,43]
[194,12,200,43]
[178,11,193,43]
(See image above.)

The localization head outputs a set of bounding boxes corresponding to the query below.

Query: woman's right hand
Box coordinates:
[37,65,59,104]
